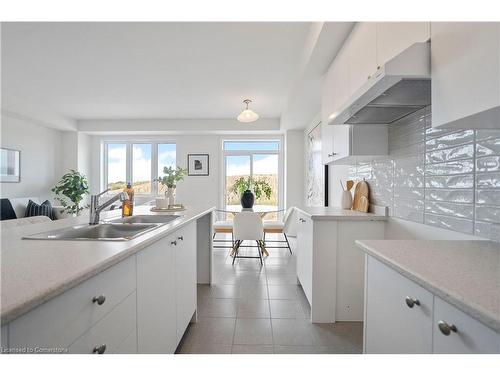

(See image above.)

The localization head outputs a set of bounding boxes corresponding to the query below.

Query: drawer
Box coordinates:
[69,291,136,354]
[9,255,136,350]
[433,296,500,354]
[113,328,137,354]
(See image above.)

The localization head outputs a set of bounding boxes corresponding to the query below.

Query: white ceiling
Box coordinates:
[1,22,311,123]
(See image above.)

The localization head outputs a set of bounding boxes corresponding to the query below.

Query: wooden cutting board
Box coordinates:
[352,180,370,212]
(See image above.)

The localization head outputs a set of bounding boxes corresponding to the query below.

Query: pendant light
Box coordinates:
[237,99,259,123]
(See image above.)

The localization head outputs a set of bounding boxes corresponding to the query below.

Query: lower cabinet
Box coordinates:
[364,256,433,354]
[364,255,500,354]
[296,213,313,305]
[136,234,177,353]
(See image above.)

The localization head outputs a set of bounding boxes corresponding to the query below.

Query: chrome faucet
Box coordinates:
[89,189,129,225]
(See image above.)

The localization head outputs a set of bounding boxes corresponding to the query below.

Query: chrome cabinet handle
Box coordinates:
[92,344,106,354]
[328,153,337,157]
[92,295,106,305]
[299,218,306,223]
[171,240,177,246]
[438,320,457,336]
[177,236,184,241]
[405,296,420,308]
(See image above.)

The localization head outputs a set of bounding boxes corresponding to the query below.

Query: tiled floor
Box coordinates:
[176,234,363,354]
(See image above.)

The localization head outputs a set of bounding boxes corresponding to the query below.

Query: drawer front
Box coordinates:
[1,325,7,350]
[364,256,433,354]
[69,291,136,354]
[9,256,136,350]
[433,296,500,354]
[113,328,137,354]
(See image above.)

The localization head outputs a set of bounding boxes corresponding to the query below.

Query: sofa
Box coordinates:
[0,197,64,222]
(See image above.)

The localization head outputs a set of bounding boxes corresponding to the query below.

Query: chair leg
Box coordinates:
[232,240,241,265]
[213,232,216,240]
[231,231,234,248]
[259,240,269,257]
[255,240,263,265]
[263,231,266,246]
[284,233,292,254]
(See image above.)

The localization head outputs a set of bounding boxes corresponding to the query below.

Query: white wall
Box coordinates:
[285,130,305,209]
[0,113,63,201]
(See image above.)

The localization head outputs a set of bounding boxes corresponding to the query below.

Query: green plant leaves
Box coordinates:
[154,166,187,188]
[52,169,89,215]
[230,176,272,200]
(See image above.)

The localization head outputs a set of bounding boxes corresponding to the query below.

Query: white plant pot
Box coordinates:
[341,190,353,210]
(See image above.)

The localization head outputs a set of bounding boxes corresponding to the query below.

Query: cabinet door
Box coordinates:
[332,125,351,161]
[431,22,500,129]
[296,214,313,306]
[321,123,334,164]
[1,325,7,350]
[364,256,433,353]
[348,22,377,95]
[175,222,197,345]
[433,297,500,354]
[137,236,177,353]
[376,22,430,65]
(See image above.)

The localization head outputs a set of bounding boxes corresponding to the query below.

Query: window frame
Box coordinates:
[103,140,176,196]
[221,139,283,213]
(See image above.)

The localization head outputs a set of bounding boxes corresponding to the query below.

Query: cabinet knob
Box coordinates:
[438,320,457,336]
[171,240,177,246]
[405,296,420,308]
[299,218,306,223]
[92,295,106,305]
[92,344,106,354]
[328,153,337,157]
[177,236,184,241]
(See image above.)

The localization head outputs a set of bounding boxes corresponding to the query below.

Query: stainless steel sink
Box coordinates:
[23,223,161,241]
[108,214,182,225]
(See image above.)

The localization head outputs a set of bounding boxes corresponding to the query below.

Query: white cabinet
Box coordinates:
[364,256,433,354]
[174,222,197,345]
[347,22,377,95]
[376,22,430,66]
[136,235,177,354]
[1,325,7,350]
[364,255,500,354]
[325,124,388,164]
[433,297,500,354]
[321,123,334,164]
[322,45,350,126]
[431,22,500,129]
[296,213,313,305]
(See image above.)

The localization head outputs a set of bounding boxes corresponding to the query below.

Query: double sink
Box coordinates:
[23,215,182,241]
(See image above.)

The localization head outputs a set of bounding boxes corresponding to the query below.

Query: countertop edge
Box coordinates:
[355,240,500,334]
[294,207,387,221]
[1,207,215,325]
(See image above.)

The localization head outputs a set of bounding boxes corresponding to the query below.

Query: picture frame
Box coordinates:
[187,154,209,176]
[0,147,21,183]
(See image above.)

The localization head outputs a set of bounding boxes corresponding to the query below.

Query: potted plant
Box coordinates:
[231,176,272,208]
[154,166,188,206]
[52,169,90,217]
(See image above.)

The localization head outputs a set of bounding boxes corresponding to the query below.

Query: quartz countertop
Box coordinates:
[0,205,214,325]
[356,239,500,333]
[295,206,387,221]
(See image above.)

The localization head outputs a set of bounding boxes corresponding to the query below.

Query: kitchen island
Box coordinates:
[293,206,387,323]
[0,205,214,353]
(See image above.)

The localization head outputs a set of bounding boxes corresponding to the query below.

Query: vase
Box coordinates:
[241,190,255,208]
[341,190,353,210]
[165,187,176,206]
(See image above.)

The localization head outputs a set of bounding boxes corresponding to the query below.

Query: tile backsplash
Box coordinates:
[348,106,500,242]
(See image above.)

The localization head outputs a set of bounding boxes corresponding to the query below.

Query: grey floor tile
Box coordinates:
[186,344,233,354]
[237,298,271,318]
[311,322,363,350]
[234,318,273,345]
[236,272,267,285]
[238,283,269,299]
[270,299,307,319]
[271,318,316,346]
[209,284,240,299]
[274,345,359,354]
[198,298,239,318]
[232,345,274,354]
[266,273,298,285]
[183,317,236,346]
[268,285,299,300]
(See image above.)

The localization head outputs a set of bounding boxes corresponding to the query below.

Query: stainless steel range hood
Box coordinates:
[327,42,431,125]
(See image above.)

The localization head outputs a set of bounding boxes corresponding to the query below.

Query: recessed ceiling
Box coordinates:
[1,22,311,120]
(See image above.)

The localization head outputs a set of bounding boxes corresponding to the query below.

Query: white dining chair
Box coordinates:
[263,207,293,254]
[231,212,268,265]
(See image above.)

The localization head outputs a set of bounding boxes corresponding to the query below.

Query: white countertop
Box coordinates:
[295,206,387,221]
[356,239,500,333]
[0,205,214,325]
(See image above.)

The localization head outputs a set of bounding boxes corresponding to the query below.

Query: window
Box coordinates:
[223,140,282,219]
[104,141,176,195]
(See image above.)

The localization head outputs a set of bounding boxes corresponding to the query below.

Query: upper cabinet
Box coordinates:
[347,23,377,95]
[322,22,430,126]
[431,22,500,129]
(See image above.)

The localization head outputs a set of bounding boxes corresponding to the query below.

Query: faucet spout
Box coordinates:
[89,190,129,225]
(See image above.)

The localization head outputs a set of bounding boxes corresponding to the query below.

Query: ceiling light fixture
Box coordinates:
[237,99,259,123]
